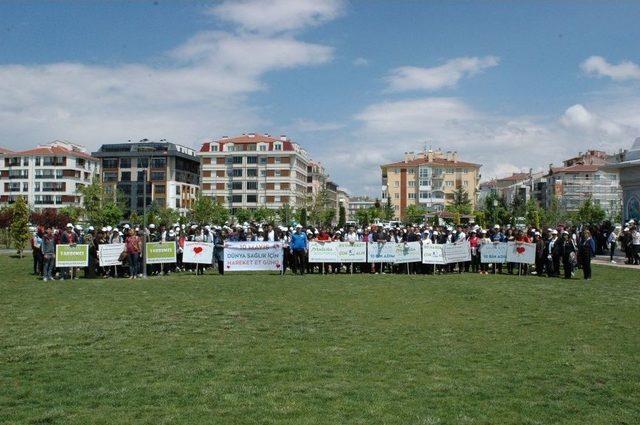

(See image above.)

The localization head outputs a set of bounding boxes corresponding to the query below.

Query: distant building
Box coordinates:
[93,141,200,215]
[381,148,481,218]
[479,171,546,207]
[198,133,310,212]
[543,150,621,218]
[0,140,99,209]
[348,195,376,221]
[602,138,640,222]
[337,188,350,222]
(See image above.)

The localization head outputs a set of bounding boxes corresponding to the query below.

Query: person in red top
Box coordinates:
[468,229,480,273]
[317,228,331,242]
[125,229,142,279]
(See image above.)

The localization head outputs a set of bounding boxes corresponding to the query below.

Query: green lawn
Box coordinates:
[1,256,640,425]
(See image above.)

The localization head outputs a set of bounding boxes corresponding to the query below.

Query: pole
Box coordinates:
[142,164,147,278]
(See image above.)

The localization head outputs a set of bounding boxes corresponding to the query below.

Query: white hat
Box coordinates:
[551,230,558,235]
[149,224,156,229]
[493,224,500,229]
[480,229,487,234]
[75,225,83,230]
[88,226,94,231]
[135,227,140,232]
[314,230,319,235]
[101,227,107,232]
[433,231,439,236]
[106,226,113,232]
[181,224,186,229]
[191,224,198,229]
[205,225,211,230]
[124,224,130,229]
[562,230,569,235]
[113,228,119,233]
[624,227,630,231]
[168,231,175,237]
[296,224,302,228]
[66,223,73,228]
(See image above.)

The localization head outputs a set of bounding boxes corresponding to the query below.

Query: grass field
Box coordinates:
[1,256,640,425]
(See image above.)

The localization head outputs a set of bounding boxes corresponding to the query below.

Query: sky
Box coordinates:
[1,0,640,196]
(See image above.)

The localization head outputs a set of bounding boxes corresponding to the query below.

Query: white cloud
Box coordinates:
[581,56,640,81]
[208,0,344,35]
[0,3,338,153]
[352,57,369,67]
[385,56,499,92]
[293,118,345,132]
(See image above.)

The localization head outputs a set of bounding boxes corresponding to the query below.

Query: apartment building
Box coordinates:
[0,140,99,209]
[381,149,481,218]
[92,141,200,215]
[198,133,310,212]
[603,137,640,222]
[348,195,376,221]
[543,150,621,218]
[479,171,546,206]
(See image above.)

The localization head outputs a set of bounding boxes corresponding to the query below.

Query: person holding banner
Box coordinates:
[126,229,142,279]
[290,224,308,275]
[41,227,56,281]
[60,223,78,280]
[469,230,480,273]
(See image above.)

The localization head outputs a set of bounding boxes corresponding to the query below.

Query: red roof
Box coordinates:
[1,145,95,161]
[496,172,530,182]
[199,133,295,153]
[382,157,481,168]
[0,147,14,154]
[550,164,600,174]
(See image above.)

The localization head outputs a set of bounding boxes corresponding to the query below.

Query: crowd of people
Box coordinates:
[27,218,640,282]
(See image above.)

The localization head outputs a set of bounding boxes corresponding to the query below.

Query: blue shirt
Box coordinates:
[290,232,308,250]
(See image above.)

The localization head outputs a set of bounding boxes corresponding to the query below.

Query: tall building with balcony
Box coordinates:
[348,195,376,221]
[92,141,200,215]
[381,149,481,218]
[0,141,99,209]
[198,133,310,212]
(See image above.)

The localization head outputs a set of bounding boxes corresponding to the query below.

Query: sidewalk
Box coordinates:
[592,255,640,270]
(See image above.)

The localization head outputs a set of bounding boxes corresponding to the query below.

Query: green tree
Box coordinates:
[10,196,30,258]
[298,208,308,227]
[542,195,566,228]
[78,180,126,227]
[525,199,541,229]
[254,207,276,224]
[383,197,394,220]
[573,196,606,225]
[155,206,180,228]
[189,195,215,225]
[129,211,141,226]
[447,187,473,215]
[510,192,527,220]
[355,208,370,226]
[483,192,511,226]
[59,205,82,223]
[404,204,426,225]
[277,204,294,225]
[321,208,336,227]
[102,202,124,227]
[338,204,346,228]
[211,202,229,225]
[234,208,252,224]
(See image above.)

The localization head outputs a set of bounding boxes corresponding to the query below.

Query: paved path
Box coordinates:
[592,255,640,270]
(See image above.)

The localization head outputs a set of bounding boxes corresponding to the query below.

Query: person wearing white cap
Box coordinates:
[607,226,620,263]
[560,230,576,279]
[59,224,78,280]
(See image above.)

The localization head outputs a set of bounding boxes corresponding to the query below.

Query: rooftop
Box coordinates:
[199,133,296,153]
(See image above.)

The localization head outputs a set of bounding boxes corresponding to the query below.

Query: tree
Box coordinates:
[321,208,336,227]
[78,180,126,227]
[355,208,370,226]
[0,207,14,248]
[573,196,606,225]
[10,196,30,257]
[404,204,426,225]
[189,195,215,225]
[30,208,71,229]
[59,205,82,223]
[483,192,511,226]
[383,197,394,220]
[448,187,473,215]
[129,211,141,226]
[338,204,346,228]
[254,207,276,224]
[542,195,567,228]
[277,204,294,225]
[298,208,308,227]
[210,202,229,225]
[510,192,527,220]
[234,208,252,224]
[155,206,179,228]
[525,199,541,230]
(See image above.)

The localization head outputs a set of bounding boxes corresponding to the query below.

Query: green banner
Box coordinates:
[145,242,176,264]
[56,244,89,267]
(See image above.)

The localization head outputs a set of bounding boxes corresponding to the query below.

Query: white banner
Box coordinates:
[98,243,126,267]
[367,241,396,262]
[224,241,284,272]
[443,242,471,263]
[480,242,508,263]
[394,241,422,263]
[422,244,446,264]
[335,242,367,263]
[506,242,536,264]
[183,241,214,264]
[308,241,339,263]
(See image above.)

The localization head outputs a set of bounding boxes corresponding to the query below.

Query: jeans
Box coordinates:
[609,242,616,261]
[129,252,140,276]
[43,255,55,280]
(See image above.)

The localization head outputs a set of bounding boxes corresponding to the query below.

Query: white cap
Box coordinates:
[113,228,119,233]
[296,224,302,228]
[168,231,175,237]
[433,231,439,235]
[75,225,83,230]
[123,224,130,229]
[101,227,107,232]
[149,224,156,229]
[205,225,211,230]
[493,224,500,229]
[106,226,113,232]
[88,226,94,231]
[551,230,558,235]
[66,223,73,228]
[314,230,319,235]
[191,224,198,229]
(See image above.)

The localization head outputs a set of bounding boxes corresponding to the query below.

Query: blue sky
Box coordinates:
[1,0,640,195]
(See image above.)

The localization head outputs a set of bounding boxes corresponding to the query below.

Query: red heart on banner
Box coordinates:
[193,247,203,254]
[275,262,281,269]
[516,247,525,254]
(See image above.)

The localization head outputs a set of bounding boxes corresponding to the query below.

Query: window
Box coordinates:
[35,157,41,166]
[246,195,257,203]
[120,158,131,168]
[34,182,40,192]
[259,196,266,203]
[394,193,399,199]
[246,168,257,177]
[151,171,165,181]
[23,182,28,191]
[274,170,282,177]
[137,170,147,181]
[232,169,243,177]
[408,168,415,174]
[23,157,29,166]
[463,180,469,187]
[247,156,258,164]
[121,171,131,181]
[408,193,416,199]
[232,181,243,190]
[394,181,399,188]
[259,157,267,164]
[258,144,267,151]
[446,181,453,187]
[103,158,118,169]
[154,185,166,194]
[247,181,258,190]
[260,170,267,177]
[274,157,282,164]
[232,195,242,203]
[394,168,400,174]
[232,156,243,164]
[408,181,415,187]
[176,186,181,195]
[151,157,166,168]
[137,158,148,168]
[104,172,118,182]
[210,144,219,152]
[274,143,282,151]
